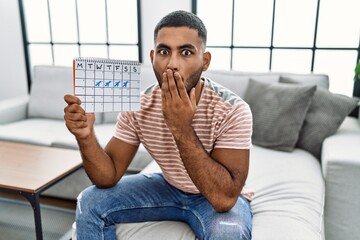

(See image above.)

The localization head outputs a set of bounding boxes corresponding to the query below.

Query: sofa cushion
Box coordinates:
[279,77,359,159]
[72,220,195,240]
[115,221,195,240]
[244,79,316,151]
[51,123,154,173]
[247,145,325,239]
[28,65,102,122]
[0,118,69,146]
[28,65,72,120]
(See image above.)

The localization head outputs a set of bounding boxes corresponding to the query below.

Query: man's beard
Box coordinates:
[153,66,204,95]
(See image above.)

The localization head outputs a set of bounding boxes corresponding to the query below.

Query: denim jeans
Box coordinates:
[76,173,252,240]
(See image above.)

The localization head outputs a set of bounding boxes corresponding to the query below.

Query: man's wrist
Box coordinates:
[172,125,195,142]
[76,129,96,146]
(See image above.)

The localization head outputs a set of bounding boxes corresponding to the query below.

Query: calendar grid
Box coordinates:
[73,57,141,113]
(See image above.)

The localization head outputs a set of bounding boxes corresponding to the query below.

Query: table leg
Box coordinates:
[21,192,43,240]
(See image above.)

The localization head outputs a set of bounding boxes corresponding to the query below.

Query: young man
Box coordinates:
[64,10,253,240]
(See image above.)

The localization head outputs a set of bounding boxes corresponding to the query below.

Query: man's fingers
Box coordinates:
[190,88,197,108]
[162,72,171,101]
[166,69,180,98]
[64,102,84,114]
[162,70,191,103]
[173,71,188,100]
[65,112,87,122]
[86,113,96,126]
[63,95,94,139]
[66,119,89,128]
[64,94,81,105]
[64,95,83,115]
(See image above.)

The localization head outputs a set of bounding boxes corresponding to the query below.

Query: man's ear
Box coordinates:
[150,50,154,64]
[202,51,211,71]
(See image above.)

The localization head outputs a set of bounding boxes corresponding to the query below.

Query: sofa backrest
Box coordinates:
[202,69,329,99]
[28,64,329,124]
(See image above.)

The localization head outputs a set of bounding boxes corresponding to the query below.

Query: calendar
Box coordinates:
[73,57,141,112]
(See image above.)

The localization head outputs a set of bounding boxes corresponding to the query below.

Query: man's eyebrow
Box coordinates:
[155,43,197,50]
[178,44,196,49]
[156,43,170,49]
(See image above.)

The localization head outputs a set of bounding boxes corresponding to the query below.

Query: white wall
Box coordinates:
[0,0,28,100]
[140,0,191,65]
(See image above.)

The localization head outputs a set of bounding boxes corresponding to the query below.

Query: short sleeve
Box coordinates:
[214,102,253,149]
[113,112,140,146]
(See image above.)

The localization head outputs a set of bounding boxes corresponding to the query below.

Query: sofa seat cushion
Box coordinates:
[104,144,325,240]
[247,145,325,239]
[51,123,154,172]
[0,118,69,146]
[115,221,195,240]
[51,123,117,149]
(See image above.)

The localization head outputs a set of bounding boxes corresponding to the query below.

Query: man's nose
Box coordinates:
[166,54,179,71]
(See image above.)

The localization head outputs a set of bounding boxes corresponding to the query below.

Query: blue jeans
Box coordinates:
[76,173,252,240]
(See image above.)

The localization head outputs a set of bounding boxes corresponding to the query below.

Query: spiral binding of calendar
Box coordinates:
[74,57,140,65]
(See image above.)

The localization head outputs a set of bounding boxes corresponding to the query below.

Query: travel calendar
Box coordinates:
[73,57,141,112]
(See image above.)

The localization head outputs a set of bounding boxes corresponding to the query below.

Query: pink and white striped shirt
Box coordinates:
[114,77,253,195]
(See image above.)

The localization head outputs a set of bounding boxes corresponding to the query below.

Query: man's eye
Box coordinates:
[159,49,169,55]
[182,50,192,56]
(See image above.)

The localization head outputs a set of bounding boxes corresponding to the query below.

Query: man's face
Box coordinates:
[150,27,210,94]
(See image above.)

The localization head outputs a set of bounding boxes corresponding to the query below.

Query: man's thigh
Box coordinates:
[77,173,185,224]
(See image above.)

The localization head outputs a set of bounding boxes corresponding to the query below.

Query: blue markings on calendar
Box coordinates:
[96,80,127,88]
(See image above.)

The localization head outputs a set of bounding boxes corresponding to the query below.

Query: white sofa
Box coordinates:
[0,65,359,240]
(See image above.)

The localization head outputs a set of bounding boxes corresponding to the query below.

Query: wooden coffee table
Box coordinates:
[0,141,82,240]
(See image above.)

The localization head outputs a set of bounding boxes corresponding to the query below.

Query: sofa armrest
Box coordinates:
[0,95,29,124]
[321,117,360,240]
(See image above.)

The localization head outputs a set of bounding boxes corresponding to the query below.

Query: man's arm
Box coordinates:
[64,95,138,188]
[161,70,249,212]
[176,129,249,213]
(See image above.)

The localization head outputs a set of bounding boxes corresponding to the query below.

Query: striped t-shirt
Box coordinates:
[114,77,253,194]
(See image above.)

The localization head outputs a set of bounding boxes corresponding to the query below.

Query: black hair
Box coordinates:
[154,10,207,46]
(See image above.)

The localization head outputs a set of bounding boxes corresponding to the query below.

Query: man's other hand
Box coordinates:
[161,69,197,138]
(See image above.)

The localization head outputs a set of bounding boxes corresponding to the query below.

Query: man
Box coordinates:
[64,10,253,240]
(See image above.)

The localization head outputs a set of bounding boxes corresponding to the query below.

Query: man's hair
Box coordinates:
[154,10,207,46]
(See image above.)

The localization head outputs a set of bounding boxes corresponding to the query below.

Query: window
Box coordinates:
[19,0,141,84]
[195,0,360,96]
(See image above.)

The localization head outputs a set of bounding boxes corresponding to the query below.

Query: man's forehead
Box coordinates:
[155,27,203,47]
[157,26,198,36]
